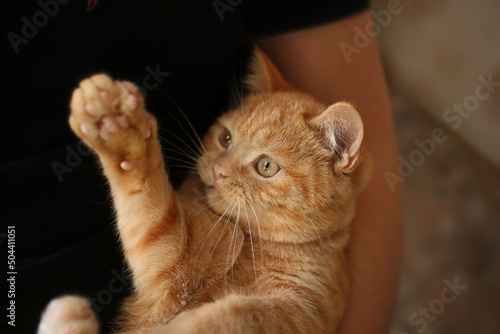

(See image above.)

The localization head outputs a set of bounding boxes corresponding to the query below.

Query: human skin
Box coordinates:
[258,10,402,334]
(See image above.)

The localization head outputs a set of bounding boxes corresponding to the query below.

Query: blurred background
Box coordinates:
[369,0,500,333]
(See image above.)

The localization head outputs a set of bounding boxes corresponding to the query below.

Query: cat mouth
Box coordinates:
[210,185,220,196]
[205,184,220,197]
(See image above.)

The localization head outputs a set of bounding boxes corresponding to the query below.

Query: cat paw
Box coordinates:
[37,296,99,334]
[69,74,155,170]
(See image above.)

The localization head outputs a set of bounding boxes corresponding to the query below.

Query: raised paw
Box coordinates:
[69,74,155,170]
[37,296,99,334]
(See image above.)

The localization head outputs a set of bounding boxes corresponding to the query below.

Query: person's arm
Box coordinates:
[258,10,402,334]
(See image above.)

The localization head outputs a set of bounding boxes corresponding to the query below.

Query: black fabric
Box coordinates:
[242,0,368,36]
[2,1,367,333]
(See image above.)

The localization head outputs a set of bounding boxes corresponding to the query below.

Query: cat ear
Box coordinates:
[245,47,294,93]
[310,102,364,172]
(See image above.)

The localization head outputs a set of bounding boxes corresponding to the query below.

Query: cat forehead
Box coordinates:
[222,110,309,150]
[221,93,323,135]
[213,97,328,166]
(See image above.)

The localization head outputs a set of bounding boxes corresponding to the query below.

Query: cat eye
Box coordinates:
[219,128,232,148]
[256,156,281,178]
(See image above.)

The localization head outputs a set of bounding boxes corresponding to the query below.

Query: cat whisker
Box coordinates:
[199,205,232,248]
[193,199,222,216]
[166,115,203,155]
[246,198,263,269]
[227,74,242,108]
[168,165,199,172]
[192,196,234,219]
[238,54,244,105]
[191,190,238,218]
[198,203,234,261]
[310,219,324,249]
[164,156,198,168]
[226,54,246,110]
[236,54,244,106]
[162,147,199,163]
[201,196,238,245]
[162,130,201,162]
[195,189,238,207]
[156,87,207,155]
[170,113,207,156]
[243,204,257,279]
[208,202,238,268]
[229,203,242,278]
[159,134,199,163]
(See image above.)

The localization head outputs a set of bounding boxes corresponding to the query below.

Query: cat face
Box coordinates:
[197,92,364,243]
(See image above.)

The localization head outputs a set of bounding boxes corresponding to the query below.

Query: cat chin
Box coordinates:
[204,185,226,211]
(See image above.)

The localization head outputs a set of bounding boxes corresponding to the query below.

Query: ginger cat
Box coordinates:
[38,49,371,334]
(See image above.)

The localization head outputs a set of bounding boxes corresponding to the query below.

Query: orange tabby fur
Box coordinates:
[38,48,371,334]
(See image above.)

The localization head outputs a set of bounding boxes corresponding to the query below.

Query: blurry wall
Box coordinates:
[371,0,500,168]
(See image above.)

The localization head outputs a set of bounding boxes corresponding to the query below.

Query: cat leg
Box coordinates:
[69,74,188,296]
[151,292,331,334]
[37,296,99,334]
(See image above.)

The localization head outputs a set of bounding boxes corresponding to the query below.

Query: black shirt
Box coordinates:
[3,1,367,332]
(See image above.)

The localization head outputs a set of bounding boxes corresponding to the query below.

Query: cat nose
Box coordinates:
[213,162,228,183]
